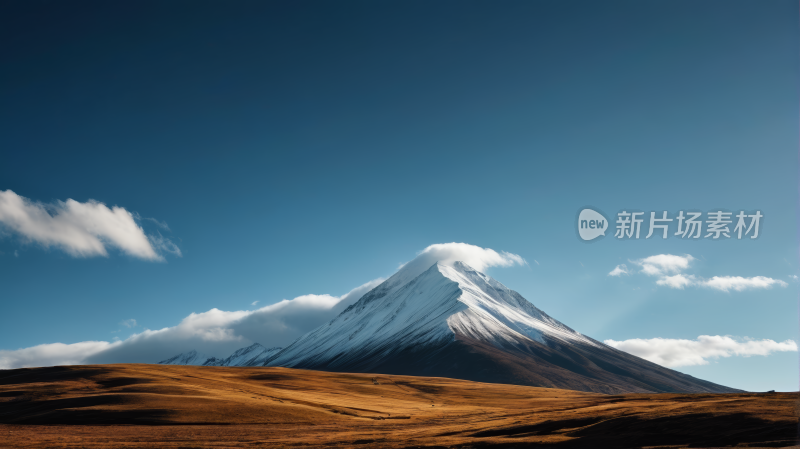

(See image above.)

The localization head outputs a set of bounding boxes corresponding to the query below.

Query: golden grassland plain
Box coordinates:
[0,364,796,448]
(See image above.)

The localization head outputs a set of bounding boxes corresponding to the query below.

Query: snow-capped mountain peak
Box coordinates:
[265,261,596,370]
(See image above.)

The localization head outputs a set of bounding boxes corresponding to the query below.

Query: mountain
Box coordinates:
[158,344,282,368]
[259,261,740,394]
[157,350,221,366]
[158,261,739,394]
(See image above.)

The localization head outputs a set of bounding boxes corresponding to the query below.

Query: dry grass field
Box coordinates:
[0,364,796,448]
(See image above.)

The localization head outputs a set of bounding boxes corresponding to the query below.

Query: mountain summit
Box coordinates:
[260,261,738,394]
[267,262,596,368]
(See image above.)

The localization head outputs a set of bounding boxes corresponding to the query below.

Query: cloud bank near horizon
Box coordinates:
[0,242,527,369]
[608,253,787,292]
[0,189,179,261]
[605,336,797,368]
[0,278,385,369]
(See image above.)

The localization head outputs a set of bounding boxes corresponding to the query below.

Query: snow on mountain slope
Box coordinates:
[441,262,598,347]
[157,350,220,366]
[265,261,597,370]
[218,343,282,367]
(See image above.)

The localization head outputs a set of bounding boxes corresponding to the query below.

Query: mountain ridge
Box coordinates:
[158,344,281,368]
[158,350,220,366]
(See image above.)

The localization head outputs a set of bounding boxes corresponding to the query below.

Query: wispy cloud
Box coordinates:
[632,254,694,276]
[608,264,629,276]
[135,214,171,231]
[251,301,259,306]
[702,276,788,292]
[605,335,797,368]
[0,190,179,261]
[655,274,696,289]
[120,319,137,328]
[148,232,182,257]
[617,254,787,292]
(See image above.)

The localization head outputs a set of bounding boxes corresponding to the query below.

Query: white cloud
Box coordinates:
[656,274,696,289]
[701,276,788,292]
[251,301,259,306]
[392,243,527,284]
[790,275,798,281]
[0,341,121,369]
[653,274,787,291]
[120,319,137,328]
[633,254,694,276]
[605,335,798,368]
[608,264,629,276]
[0,189,178,261]
[618,254,788,293]
[414,242,527,272]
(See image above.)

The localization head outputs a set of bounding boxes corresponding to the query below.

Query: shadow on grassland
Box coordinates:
[466,413,796,448]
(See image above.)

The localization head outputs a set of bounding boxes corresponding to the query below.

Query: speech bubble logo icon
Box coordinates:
[578,208,608,241]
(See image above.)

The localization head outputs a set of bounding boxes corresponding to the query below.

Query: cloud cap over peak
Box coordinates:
[395,242,527,283]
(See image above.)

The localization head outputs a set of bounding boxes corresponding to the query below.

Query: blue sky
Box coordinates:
[0,0,797,391]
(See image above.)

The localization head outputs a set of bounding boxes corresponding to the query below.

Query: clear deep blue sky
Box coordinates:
[1,0,797,391]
